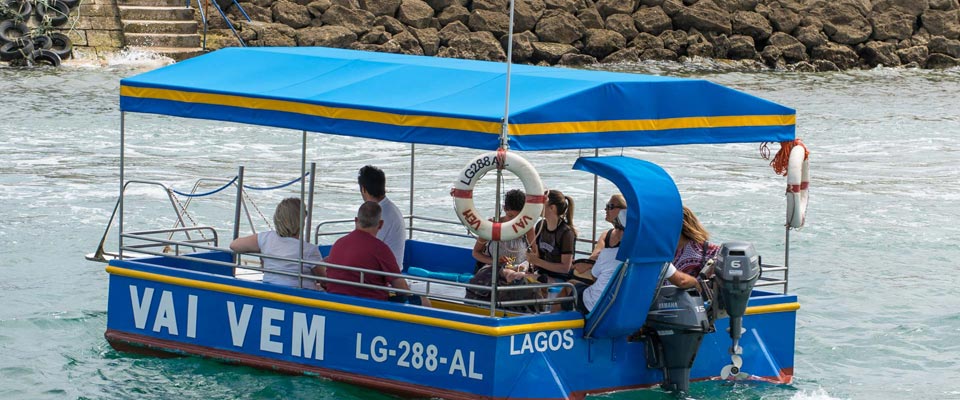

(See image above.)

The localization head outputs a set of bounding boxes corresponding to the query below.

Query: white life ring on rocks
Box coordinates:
[451,149,545,241]
[785,145,810,228]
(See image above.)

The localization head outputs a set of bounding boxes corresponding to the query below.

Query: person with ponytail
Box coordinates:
[526,189,577,283]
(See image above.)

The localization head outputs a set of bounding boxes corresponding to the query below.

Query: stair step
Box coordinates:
[118,0,189,6]
[123,20,198,34]
[126,46,206,61]
[125,33,201,48]
[118,6,196,21]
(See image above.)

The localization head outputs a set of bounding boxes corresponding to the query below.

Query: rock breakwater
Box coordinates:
[218,0,960,70]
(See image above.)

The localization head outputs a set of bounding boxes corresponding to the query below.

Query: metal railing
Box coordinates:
[187,0,250,50]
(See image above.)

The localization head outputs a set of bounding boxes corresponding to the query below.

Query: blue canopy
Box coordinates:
[120,47,795,150]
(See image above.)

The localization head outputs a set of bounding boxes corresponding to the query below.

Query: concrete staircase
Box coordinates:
[118,0,204,60]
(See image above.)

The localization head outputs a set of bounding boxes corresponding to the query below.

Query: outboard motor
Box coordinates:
[712,241,762,379]
[642,285,711,393]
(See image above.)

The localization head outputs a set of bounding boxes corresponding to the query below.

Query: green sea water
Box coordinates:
[1,54,958,400]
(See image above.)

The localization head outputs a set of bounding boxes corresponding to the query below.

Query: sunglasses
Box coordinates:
[604,203,622,211]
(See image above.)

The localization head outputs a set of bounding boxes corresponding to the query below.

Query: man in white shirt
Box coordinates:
[358,165,406,267]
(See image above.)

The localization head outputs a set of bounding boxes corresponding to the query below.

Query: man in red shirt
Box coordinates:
[321,201,430,306]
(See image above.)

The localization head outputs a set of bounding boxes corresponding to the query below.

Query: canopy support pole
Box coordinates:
[409,143,415,240]
[119,112,125,260]
[490,0,515,316]
[783,225,791,294]
[233,166,245,241]
[307,162,317,244]
[591,148,599,247]
[299,131,307,289]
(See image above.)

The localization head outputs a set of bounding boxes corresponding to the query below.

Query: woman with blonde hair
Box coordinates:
[230,197,325,289]
[674,206,719,276]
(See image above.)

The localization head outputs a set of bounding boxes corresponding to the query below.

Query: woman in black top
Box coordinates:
[526,189,577,281]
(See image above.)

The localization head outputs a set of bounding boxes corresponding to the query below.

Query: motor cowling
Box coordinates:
[712,242,761,355]
[642,285,710,393]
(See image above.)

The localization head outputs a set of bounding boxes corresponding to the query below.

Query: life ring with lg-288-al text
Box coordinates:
[786,145,810,228]
[450,150,545,241]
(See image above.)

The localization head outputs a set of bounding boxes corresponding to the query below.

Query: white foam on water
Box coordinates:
[64,47,175,70]
[789,388,847,400]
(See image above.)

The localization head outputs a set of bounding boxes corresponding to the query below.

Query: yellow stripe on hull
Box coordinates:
[121,86,795,136]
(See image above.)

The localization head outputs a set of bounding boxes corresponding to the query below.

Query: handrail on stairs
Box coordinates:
[186,0,250,50]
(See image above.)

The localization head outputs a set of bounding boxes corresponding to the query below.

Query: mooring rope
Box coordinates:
[242,172,309,191]
[171,176,238,197]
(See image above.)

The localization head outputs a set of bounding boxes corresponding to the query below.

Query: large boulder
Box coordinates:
[322,5,376,34]
[633,6,673,35]
[243,22,297,46]
[535,10,586,43]
[673,1,733,35]
[237,4,272,22]
[397,0,435,29]
[815,1,873,45]
[531,41,578,62]
[871,0,930,17]
[606,13,640,40]
[928,35,960,56]
[424,0,457,11]
[439,31,506,60]
[501,30,538,62]
[811,42,860,69]
[438,20,469,44]
[514,0,547,32]
[578,7,605,29]
[359,26,391,44]
[859,40,901,66]
[272,1,312,29]
[732,10,772,40]
[795,24,828,49]
[545,0,579,12]
[596,0,637,18]
[306,0,330,18]
[661,0,684,16]
[602,47,641,62]
[921,9,960,39]
[925,52,960,67]
[472,0,507,11]
[297,25,358,46]
[641,47,678,60]
[763,4,801,33]
[767,31,806,61]
[582,28,627,58]
[896,44,929,64]
[870,10,915,40]
[469,9,510,37]
[713,0,759,12]
[360,0,401,16]
[558,53,598,65]
[723,34,756,59]
[411,27,440,55]
[659,29,687,53]
[375,15,407,33]
[438,5,469,25]
[630,31,664,50]
[388,30,423,54]
[929,0,959,10]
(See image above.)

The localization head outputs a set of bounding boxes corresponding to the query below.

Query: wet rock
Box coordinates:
[469,9,509,37]
[816,1,872,45]
[375,15,407,34]
[440,31,505,60]
[732,10,772,40]
[602,47,640,62]
[687,40,715,57]
[792,60,816,71]
[558,52,598,65]
[596,0,637,18]
[812,59,839,71]
[397,0,434,28]
[272,1,312,29]
[532,41,578,62]
[582,28,627,58]
[659,29,687,53]
[795,24,828,49]
[630,31,664,50]
[577,7,605,29]
[723,34,756,59]
[896,44,930,64]
[634,6,673,35]
[641,47,678,60]
[360,0,400,16]
[768,31,806,61]
[760,44,783,67]
[322,5,376,34]
[921,9,960,39]
[359,27,391,44]
[438,5,469,25]
[411,27,439,55]
[297,24,358,46]
[928,35,960,56]
[673,1,733,35]
[811,42,859,69]
[870,10,914,41]
[925,52,960,67]
[858,40,901,66]
[501,30,537,62]
[438,20,469,44]
[606,13,639,40]
[535,10,586,43]
[929,0,959,10]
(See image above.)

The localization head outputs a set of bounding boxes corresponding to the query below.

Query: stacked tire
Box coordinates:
[1,0,75,67]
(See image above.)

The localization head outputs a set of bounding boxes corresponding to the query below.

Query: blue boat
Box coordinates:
[101,47,802,399]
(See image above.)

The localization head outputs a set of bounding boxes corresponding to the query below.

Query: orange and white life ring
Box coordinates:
[786,145,810,228]
[451,150,545,241]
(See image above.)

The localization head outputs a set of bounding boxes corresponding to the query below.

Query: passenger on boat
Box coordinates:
[573,208,698,314]
[674,206,720,277]
[229,197,325,290]
[324,201,431,306]
[358,165,406,267]
[471,189,538,274]
[525,189,577,282]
